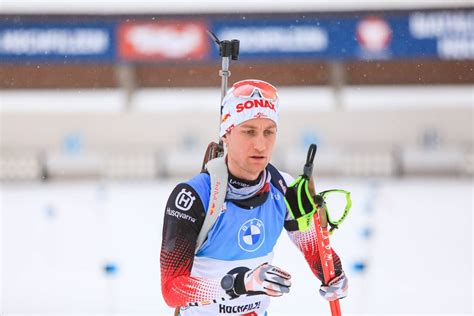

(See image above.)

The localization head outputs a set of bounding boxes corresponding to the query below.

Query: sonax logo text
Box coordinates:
[236,99,275,113]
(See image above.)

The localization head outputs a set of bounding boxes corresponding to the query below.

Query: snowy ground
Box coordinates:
[1,177,472,315]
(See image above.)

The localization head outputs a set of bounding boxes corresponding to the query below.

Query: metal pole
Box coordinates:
[217,56,230,154]
[220,57,230,101]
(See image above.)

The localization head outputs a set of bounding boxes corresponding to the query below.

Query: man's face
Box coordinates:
[223,118,277,181]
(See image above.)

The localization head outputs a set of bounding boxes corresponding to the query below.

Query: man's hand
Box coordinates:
[221,263,291,298]
[319,272,348,301]
[284,175,324,231]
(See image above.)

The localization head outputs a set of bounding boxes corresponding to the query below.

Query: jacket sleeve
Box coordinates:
[160,183,225,307]
[285,212,344,283]
[279,171,344,283]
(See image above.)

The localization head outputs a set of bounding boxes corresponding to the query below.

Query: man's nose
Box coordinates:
[253,133,266,152]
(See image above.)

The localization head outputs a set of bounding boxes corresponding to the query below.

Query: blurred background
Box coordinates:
[0,0,473,315]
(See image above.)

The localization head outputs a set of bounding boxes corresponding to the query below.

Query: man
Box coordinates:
[160,79,348,315]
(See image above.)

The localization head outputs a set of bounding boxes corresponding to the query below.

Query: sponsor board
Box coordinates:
[211,9,473,61]
[0,23,116,62]
[0,9,471,62]
[118,20,209,61]
[409,11,474,59]
[211,20,334,59]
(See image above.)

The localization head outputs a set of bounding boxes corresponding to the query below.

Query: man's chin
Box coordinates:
[247,160,268,172]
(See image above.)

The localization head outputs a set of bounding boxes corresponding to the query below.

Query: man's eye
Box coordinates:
[264,130,275,136]
[244,130,255,135]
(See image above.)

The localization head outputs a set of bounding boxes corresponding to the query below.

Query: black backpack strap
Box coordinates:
[267,163,299,232]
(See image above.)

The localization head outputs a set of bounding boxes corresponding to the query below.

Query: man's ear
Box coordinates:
[221,133,229,146]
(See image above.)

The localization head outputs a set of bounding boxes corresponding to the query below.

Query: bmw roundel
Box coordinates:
[238,218,265,252]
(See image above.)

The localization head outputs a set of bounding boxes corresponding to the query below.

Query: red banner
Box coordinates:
[118,21,209,61]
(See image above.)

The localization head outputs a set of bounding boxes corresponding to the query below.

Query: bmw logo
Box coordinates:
[238,218,265,252]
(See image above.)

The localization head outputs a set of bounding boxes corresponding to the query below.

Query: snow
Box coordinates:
[0,177,472,315]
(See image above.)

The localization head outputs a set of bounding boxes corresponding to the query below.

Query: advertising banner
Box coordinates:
[407,10,474,60]
[0,23,116,62]
[0,9,471,63]
[118,20,210,61]
[210,9,473,61]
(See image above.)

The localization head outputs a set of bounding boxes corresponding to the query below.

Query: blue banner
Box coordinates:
[210,9,474,61]
[0,9,472,63]
[0,22,116,62]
